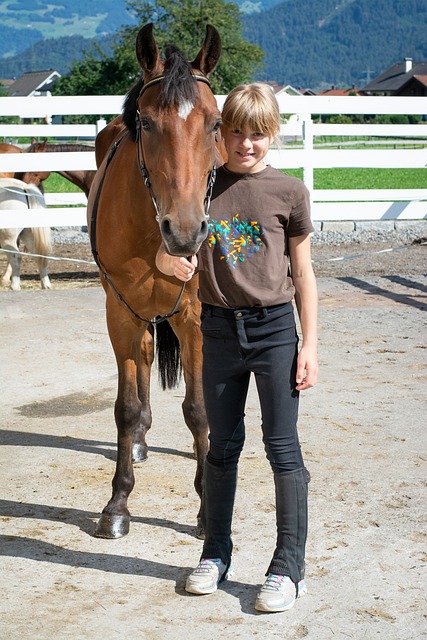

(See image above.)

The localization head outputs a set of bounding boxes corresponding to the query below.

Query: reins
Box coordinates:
[90,73,216,326]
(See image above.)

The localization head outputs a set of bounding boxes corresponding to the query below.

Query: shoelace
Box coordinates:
[262,574,288,591]
[194,559,221,574]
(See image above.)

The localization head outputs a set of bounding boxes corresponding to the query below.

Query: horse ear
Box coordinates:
[192,25,221,76]
[135,23,160,74]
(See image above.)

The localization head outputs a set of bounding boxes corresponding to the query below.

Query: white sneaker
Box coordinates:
[255,574,307,612]
[185,558,228,595]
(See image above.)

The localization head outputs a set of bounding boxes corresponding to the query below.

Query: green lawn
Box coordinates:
[284,168,426,189]
[44,168,426,193]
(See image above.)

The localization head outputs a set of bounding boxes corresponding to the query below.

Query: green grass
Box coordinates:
[45,168,427,193]
[44,173,82,192]
[283,168,426,189]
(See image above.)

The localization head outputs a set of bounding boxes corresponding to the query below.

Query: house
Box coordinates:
[363,58,427,96]
[263,81,305,96]
[318,85,366,96]
[7,69,61,97]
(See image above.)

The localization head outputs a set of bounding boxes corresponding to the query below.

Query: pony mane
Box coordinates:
[123,45,198,142]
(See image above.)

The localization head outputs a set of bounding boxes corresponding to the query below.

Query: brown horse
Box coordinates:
[0,141,96,195]
[86,23,222,539]
[0,143,24,178]
[25,141,96,196]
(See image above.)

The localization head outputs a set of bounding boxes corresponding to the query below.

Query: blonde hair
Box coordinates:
[221,83,280,139]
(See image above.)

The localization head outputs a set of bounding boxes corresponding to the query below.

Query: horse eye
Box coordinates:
[212,120,222,133]
[140,117,151,132]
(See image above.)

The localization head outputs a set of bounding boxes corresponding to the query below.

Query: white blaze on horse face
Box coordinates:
[178,99,194,121]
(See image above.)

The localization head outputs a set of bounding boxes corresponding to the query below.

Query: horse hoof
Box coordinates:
[132,443,148,464]
[94,514,130,538]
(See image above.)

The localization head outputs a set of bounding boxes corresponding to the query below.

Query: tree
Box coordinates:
[54,0,264,97]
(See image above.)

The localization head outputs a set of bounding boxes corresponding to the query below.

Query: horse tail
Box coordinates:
[31,226,52,268]
[26,183,52,269]
[155,321,182,390]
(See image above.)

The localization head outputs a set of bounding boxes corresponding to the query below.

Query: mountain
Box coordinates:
[0,35,114,79]
[0,0,136,59]
[0,0,276,59]
[1,0,426,90]
[243,0,427,89]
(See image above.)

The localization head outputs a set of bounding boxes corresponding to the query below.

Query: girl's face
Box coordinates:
[222,127,273,174]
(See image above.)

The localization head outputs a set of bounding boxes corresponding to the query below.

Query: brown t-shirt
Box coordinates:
[198,165,314,308]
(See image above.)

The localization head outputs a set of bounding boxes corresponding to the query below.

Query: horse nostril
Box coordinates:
[200,219,208,239]
[161,218,171,238]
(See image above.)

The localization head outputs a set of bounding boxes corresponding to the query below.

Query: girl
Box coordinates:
[156,82,318,613]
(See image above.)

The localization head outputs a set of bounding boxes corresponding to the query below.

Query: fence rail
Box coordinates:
[0,95,426,228]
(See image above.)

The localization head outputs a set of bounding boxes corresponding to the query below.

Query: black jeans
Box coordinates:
[201,301,304,473]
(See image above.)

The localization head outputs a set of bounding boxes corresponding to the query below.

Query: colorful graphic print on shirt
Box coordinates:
[207,214,264,267]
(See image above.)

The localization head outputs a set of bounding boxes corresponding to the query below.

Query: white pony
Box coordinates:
[0,178,52,291]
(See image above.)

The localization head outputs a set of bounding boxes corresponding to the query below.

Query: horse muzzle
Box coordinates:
[160,214,209,256]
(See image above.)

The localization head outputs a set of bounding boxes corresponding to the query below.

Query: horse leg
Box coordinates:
[132,327,154,463]
[37,257,51,290]
[1,261,12,285]
[95,299,145,539]
[170,315,209,538]
[0,239,22,291]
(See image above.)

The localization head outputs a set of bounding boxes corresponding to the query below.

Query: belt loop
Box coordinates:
[262,308,268,318]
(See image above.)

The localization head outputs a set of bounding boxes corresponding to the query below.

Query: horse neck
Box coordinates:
[58,170,96,197]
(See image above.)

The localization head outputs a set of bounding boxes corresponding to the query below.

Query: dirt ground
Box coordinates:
[1,235,426,288]
[0,237,426,640]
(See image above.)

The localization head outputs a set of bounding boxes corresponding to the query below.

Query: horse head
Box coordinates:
[18,140,51,188]
[128,23,222,257]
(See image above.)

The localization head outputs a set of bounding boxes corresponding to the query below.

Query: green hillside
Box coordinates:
[0,0,135,57]
[243,0,427,89]
[1,0,426,89]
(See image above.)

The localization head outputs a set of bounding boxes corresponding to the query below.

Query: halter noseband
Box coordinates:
[135,74,217,223]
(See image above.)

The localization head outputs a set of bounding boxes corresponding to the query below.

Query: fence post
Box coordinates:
[302,114,314,207]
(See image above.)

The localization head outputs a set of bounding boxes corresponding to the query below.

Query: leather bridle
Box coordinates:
[90,73,217,325]
[135,74,217,224]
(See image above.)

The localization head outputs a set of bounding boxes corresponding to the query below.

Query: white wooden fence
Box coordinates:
[0,94,426,228]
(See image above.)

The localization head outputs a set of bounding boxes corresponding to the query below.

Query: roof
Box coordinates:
[8,70,61,97]
[363,61,427,93]
[275,84,303,96]
[318,87,365,96]
[412,75,427,88]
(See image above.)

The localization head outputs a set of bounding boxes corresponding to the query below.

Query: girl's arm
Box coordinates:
[288,234,318,391]
[155,245,197,282]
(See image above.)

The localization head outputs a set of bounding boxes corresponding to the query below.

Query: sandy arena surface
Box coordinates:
[0,238,426,639]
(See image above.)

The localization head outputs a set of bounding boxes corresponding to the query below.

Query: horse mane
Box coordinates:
[123,45,198,142]
[27,142,94,152]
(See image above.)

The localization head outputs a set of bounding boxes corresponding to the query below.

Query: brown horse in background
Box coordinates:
[25,141,96,196]
[0,143,24,178]
[87,23,222,539]
[0,141,96,195]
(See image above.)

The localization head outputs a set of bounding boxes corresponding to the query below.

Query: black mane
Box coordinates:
[123,45,197,141]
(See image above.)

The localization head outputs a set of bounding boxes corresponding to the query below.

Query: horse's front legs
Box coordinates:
[95,306,147,539]
[170,313,209,538]
[132,327,154,463]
